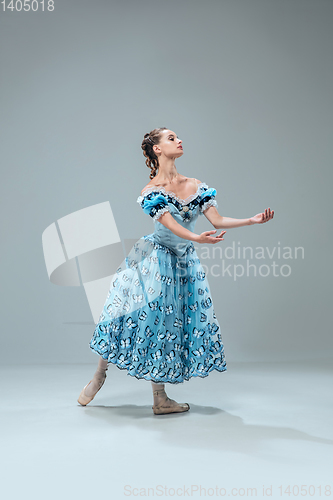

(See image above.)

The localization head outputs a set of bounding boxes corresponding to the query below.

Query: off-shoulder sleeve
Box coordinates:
[198,186,218,215]
[136,191,170,221]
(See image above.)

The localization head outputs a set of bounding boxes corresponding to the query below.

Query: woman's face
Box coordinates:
[154,129,183,159]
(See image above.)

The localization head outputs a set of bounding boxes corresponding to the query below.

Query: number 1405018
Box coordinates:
[1,0,54,10]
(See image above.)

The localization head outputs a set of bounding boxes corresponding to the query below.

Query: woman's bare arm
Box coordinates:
[203,206,274,228]
[157,212,226,244]
[193,179,274,229]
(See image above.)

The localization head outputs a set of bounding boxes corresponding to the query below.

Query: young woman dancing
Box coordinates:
[78,127,274,415]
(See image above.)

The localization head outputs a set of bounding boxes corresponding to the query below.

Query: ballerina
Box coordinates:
[78,127,274,415]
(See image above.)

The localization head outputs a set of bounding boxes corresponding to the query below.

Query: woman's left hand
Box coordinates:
[249,208,274,224]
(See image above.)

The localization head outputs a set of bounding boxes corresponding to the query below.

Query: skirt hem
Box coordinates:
[90,344,227,384]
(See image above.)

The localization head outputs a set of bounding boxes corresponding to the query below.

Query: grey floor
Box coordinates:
[1,360,332,500]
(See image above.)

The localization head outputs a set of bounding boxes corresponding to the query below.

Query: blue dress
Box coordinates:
[89,182,227,384]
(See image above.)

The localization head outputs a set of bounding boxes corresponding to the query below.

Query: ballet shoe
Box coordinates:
[77,367,108,406]
[152,389,190,415]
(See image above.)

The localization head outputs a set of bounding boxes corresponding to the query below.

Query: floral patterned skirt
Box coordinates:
[89,234,227,384]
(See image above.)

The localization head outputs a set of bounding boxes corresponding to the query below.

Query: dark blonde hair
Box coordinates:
[141,127,168,180]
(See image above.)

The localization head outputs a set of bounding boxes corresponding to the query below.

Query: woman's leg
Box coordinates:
[151,381,166,406]
[84,356,109,397]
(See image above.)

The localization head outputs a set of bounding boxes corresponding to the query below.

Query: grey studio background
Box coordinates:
[1,1,333,500]
[1,0,331,366]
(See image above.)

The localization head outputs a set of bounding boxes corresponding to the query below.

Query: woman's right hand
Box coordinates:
[196,230,226,244]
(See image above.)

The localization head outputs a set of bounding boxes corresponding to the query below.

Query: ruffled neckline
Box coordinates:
[137,182,208,206]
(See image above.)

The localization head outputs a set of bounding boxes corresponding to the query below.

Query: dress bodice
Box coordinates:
[136,182,218,257]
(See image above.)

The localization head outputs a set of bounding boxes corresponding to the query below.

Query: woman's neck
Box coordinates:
[154,158,180,184]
